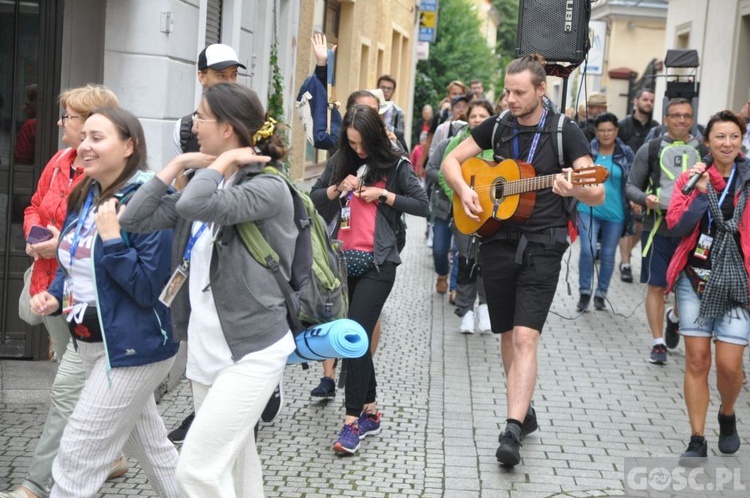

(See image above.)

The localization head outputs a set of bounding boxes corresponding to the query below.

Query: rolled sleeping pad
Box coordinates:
[287,318,368,364]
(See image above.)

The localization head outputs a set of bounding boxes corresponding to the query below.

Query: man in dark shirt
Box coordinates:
[443,54,604,467]
[618,89,658,154]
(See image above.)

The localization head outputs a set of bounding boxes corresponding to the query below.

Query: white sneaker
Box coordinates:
[477,304,492,333]
[460,310,476,334]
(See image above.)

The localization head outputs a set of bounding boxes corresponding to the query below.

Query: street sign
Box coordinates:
[584,20,607,75]
[416,41,430,61]
[419,0,438,43]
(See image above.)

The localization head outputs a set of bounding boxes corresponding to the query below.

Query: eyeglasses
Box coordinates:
[60,112,81,122]
[192,112,217,127]
[667,113,694,120]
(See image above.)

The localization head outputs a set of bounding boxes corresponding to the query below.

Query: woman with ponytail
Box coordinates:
[120,82,295,496]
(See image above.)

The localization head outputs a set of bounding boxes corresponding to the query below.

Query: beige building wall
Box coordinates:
[583,2,666,120]
[290,0,418,182]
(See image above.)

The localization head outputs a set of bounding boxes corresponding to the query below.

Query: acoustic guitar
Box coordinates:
[452,157,610,236]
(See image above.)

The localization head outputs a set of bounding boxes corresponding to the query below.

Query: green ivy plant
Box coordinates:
[267,40,292,174]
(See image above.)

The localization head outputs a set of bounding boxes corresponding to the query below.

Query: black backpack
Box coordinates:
[179,114,200,153]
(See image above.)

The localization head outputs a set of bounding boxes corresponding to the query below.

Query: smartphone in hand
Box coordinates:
[26,225,54,244]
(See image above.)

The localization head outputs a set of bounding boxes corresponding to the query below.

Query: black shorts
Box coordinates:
[479,239,565,334]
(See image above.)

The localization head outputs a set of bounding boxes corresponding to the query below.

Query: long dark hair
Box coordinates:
[68,107,147,212]
[331,104,401,186]
[203,83,286,161]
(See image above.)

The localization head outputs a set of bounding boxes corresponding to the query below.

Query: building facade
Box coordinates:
[659,0,750,124]
[290,0,419,180]
[1,0,300,359]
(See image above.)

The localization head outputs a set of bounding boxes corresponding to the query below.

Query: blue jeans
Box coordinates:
[577,212,624,298]
[432,217,452,276]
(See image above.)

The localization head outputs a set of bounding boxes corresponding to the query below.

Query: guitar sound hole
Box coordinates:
[492,180,505,202]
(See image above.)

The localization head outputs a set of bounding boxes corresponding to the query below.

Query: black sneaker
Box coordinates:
[593,296,605,310]
[311,376,336,399]
[168,412,195,444]
[498,408,539,443]
[649,344,667,364]
[718,409,740,454]
[665,308,680,349]
[496,428,522,466]
[679,435,708,467]
[261,382,284,423]
[620,263,633,283]
[576,294,591,312]
[521,407,538,440]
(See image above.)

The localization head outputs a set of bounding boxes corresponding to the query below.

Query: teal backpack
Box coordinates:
[236,166,348,334]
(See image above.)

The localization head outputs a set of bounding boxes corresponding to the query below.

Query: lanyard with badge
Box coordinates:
[693,166,735,261]
[339,165,369,232]
[62,190,96,314]
[511,108,548,164]
[159,222,208,306]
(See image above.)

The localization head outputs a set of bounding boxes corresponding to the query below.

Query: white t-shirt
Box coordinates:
[57,210,98,312]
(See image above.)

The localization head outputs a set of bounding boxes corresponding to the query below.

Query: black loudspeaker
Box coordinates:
[515,0,592,64]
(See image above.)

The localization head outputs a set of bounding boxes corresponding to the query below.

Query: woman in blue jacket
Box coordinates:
[577,112,635,311]
[30,107,178,497]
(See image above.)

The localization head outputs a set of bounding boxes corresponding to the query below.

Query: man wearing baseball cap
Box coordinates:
[171,44,246,157]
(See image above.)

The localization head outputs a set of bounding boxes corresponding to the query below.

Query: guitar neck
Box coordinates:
[503,173,560,196]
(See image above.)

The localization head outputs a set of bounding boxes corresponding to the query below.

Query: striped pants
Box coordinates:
[50,342,178,498]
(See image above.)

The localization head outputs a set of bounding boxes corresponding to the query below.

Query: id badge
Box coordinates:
[693,233,713,260]
[62,279,75,314]
[159,267,188,307]
[340,206,351,230]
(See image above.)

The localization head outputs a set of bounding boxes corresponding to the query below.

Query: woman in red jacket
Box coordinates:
[6,84,120,498]
[666,110,750,466]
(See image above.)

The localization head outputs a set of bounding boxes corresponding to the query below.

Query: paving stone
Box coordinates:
[2,215,750,496]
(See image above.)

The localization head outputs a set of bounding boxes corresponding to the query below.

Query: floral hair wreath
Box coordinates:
[252,117,277,145]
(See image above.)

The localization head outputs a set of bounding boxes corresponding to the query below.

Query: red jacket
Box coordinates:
[665,157,750,293]
[23,148,85,295]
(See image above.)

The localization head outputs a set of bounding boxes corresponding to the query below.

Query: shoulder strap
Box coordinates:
[554,113,565,167]
[490,110,512,153]
[179,115,193,153]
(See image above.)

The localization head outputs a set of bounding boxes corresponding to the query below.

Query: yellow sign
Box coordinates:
[420,11,436,29]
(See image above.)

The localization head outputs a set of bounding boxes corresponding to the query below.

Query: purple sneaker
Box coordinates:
[332,423,360,454]
[357,411,382,440]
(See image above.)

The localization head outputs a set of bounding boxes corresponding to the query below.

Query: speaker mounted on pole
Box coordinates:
[515,0,592,64]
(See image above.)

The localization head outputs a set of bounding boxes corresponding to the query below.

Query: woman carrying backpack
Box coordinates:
[119,83,295,496]
[311,104,429,454]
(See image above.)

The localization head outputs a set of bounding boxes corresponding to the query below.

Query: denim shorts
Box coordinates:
[675,272,750,346]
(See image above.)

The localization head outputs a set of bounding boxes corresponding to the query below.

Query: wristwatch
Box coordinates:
[378,189,389,203]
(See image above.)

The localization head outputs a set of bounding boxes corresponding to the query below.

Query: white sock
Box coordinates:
[667,309,679,323]
[654,338,666,346]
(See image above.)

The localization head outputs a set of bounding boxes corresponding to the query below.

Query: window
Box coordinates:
[206,0,223,45]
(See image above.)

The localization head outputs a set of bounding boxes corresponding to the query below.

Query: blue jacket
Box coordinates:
[48,173,178,369]
[296,70,342,150]
[590,136,635,231]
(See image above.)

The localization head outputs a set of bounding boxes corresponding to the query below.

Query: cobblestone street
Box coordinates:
[2,214,749,497]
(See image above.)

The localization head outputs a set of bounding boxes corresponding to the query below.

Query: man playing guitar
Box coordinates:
[442,53,604,466]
